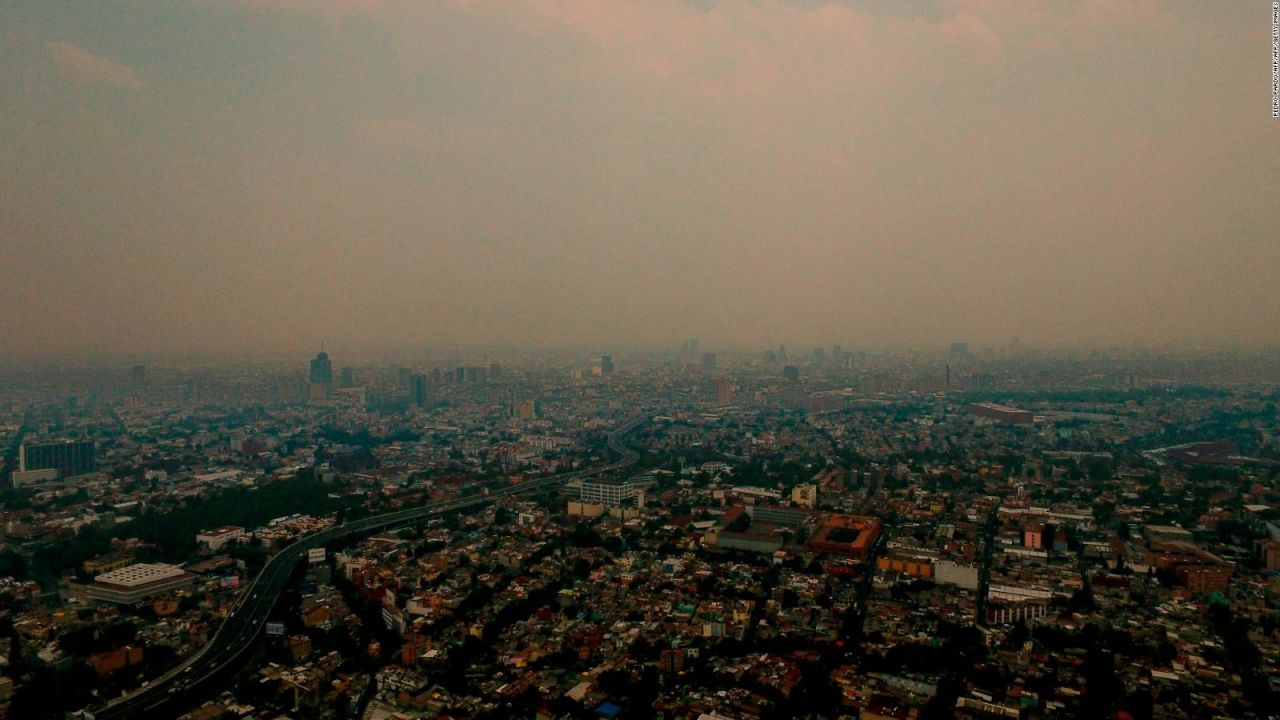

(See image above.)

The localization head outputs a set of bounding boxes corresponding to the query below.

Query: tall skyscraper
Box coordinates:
[601,355,615,374]
[701,353,718,374]
[783,365,800,383]
[340,367,355,388]
[309,351,333,386]
[411,374,429,407]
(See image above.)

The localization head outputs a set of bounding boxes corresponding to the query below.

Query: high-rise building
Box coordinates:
[411,374,429,407]
[783,365,801,383]
[778,345,788,363]
[601,355,615,375]
[716,379,732,407]
[309,351,333,386]
[20,440,96,478]
[488,362,502,380]
[701,353,718,374]
[340,367,355,388]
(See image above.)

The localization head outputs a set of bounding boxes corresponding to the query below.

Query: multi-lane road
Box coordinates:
[91,417,645,719]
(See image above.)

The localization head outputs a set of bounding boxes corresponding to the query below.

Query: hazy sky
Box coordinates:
[2,1,1277,359]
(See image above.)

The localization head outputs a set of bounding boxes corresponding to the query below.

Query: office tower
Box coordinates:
[455,367,466,383]
[489,362,501,380]
[397,367,412,387]
[701,353,718,374]
[467,366,482,383]
[783,365,801,382]
[778,345,788,363]
[411,374,428,407]
[601,355,615,375]
[129,365,146,385]
[309,351,334,386]
[431,368,443,384]
[832,345,844,365]
[340,367,355,388]
[20,440,96,478]
[688,338,699,356]
[716,379,732,407]
[813,348,826,364]
[763,349,778,363]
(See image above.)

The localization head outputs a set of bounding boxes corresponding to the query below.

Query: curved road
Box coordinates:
[93,416,645,719]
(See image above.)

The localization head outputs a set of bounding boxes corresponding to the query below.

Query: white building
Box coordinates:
[87,563,196,604]
[197,525,246,551]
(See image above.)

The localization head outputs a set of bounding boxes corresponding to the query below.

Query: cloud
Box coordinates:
[45,40,148,90]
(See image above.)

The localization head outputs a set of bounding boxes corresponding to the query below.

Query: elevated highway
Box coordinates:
[92,416,645,719]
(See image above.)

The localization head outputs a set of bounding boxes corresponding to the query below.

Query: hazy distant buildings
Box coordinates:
[968,402,1033,425]
[340,366,355,388]
[601,355,615,375]
[308,351,335,402]
[716,379,733,407]
[129,365,146,385]
[950,342,970,358]
[20,440,96,479]
[701,353,718,373]
[783,365,800,383]
[309,351,333,386]
[411,374,429,407]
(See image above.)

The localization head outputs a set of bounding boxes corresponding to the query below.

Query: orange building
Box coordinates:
[808,515,881,559]
[1023,521,1044,550]
[877,556,934,579]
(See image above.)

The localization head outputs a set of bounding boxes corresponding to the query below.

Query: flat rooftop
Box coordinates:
[94,563,187,588]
